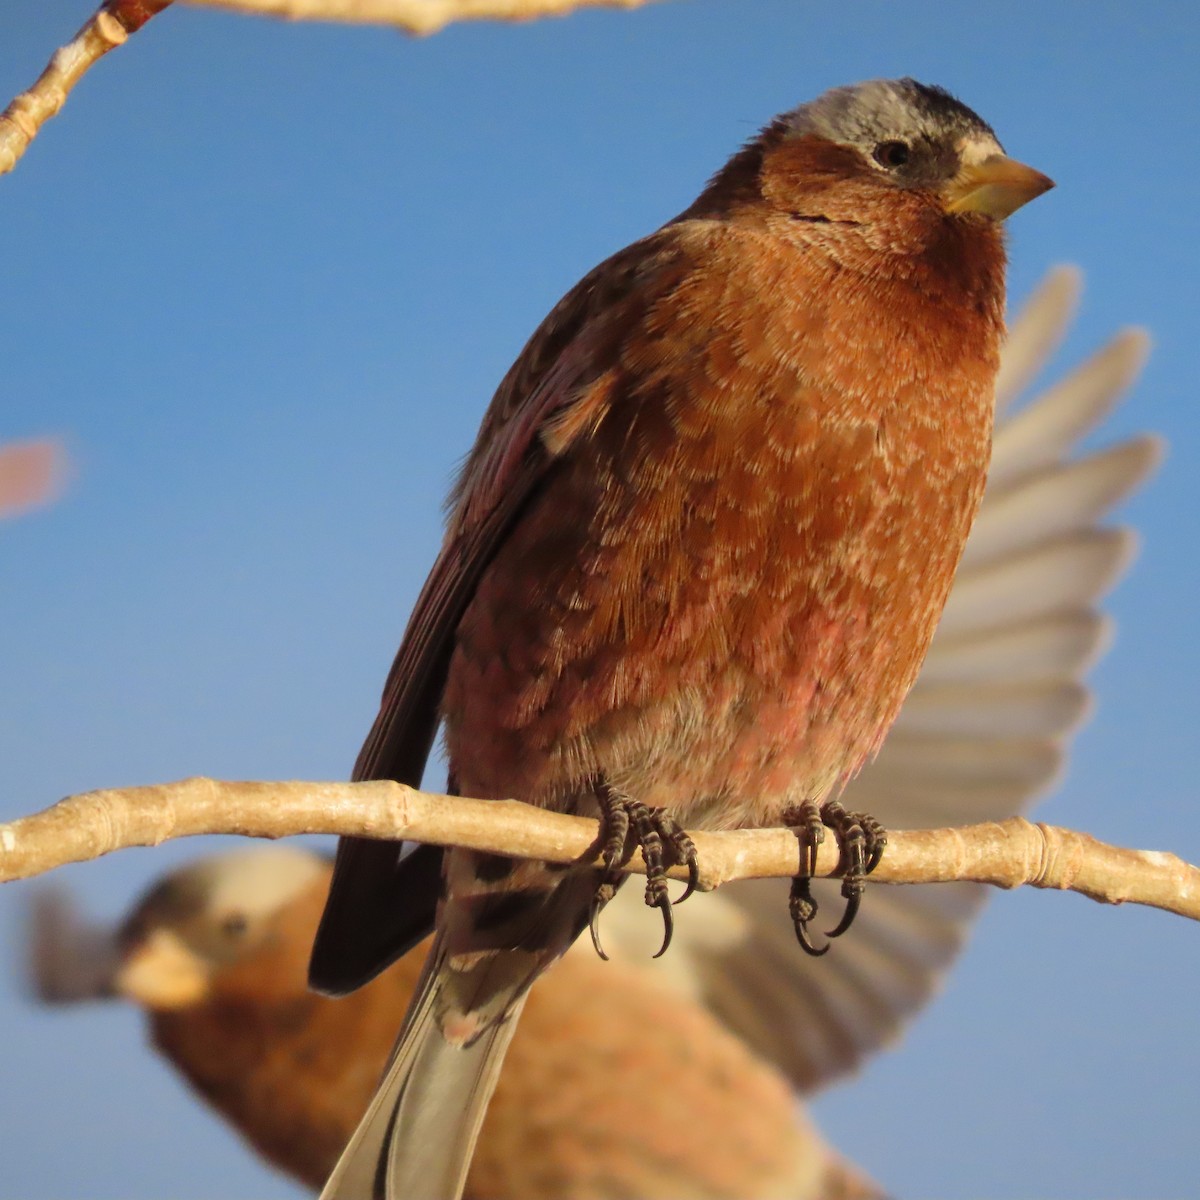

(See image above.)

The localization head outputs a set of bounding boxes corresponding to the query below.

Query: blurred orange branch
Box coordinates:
[0,439,66,519]
[185,0,662,34]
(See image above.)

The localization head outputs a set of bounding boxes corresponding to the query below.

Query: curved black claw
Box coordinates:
[589,885,614,961]
[675,854,701,906]
[789,874,829,957]
[651,892,674,959]
[824,889,861,940]
[794,923,830,957]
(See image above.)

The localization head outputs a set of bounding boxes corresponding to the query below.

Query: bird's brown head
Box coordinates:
[691,78,1052,254]
[114,847,327,1010]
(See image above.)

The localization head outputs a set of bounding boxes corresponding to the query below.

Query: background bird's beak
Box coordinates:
[114,930,211,1010]
[945,155,1054,220]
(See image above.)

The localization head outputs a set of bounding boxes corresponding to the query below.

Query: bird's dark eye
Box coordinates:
[221,912,248,938]
[873,141,911,169]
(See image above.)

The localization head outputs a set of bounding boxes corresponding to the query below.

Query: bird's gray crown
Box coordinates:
[784,78,1000,156]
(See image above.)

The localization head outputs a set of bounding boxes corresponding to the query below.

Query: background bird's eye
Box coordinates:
[873,141,911,169]
[221,912,248,938]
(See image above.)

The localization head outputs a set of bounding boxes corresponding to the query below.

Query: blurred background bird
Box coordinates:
[30,845,881,1200]
[26,266,1157,1197]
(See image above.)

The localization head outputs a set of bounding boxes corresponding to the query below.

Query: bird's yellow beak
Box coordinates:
[945,154,1054,220]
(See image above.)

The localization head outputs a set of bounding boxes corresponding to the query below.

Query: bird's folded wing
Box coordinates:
[311,232,695,993]
[596,267,1158,1091]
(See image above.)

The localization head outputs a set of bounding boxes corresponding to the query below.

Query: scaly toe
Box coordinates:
[648,811,699,904]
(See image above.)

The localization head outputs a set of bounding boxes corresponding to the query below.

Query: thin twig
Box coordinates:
[0,2,171,178]
[1,778,1197,923]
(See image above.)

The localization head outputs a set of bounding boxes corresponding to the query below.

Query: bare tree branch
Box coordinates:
[0,2,169,178]
[2,778,1196,923]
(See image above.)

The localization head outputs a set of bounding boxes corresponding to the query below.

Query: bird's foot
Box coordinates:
[783,799,887,957]
[589,782,699,961]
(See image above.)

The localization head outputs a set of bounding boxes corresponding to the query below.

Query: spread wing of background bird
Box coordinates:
[593,264,1159,1091]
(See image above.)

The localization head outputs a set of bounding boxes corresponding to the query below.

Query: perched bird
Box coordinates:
[29,846,881,1200]
[309,78,1053,1199]
[26,271,1156,1197]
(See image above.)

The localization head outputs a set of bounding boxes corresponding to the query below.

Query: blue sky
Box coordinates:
[2,1,1198,1196]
